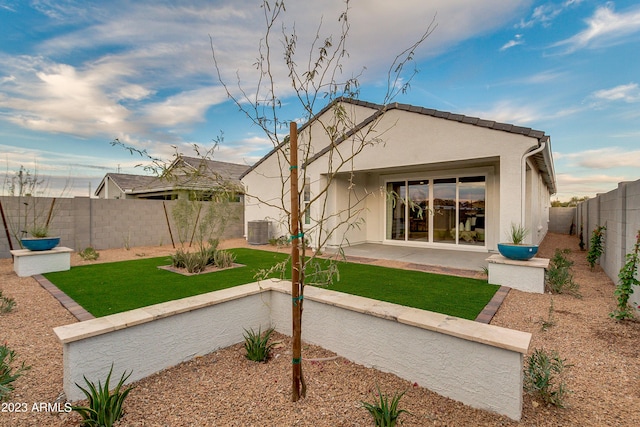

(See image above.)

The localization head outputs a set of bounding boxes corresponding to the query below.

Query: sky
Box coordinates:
[0,0,639,201]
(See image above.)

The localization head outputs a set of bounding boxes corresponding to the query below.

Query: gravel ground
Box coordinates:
[1,233,639,426]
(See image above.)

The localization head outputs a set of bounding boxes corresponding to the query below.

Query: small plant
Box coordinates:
[610,230,640,321]
[171,248,207,273]
[361,384,410,427]
[79,247,100,261]
[243,326,278,362]
[507,223,528,245]
[28,224,50,238]
[213,249,235,269]
[122,231,131,251]
[0,291,16,314]
[0,343,31,401]
[540,297,556,331]
[578,221,585,251]
[524,348,571,408]
[587,225,606,270]
[269,235,290,247]
[71,364,134,427]
[171,240,234,273]
[546,249,580,297]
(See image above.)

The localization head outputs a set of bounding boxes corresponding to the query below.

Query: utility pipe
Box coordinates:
[520,137,548,240]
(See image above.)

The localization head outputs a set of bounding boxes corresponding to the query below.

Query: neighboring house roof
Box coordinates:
[94,173,158,196]
[240,98,556,194]
[95,156,250,197]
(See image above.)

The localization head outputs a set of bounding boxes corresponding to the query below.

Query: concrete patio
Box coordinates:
[325,243,493,278]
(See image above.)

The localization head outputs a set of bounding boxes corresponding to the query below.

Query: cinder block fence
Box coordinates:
[0,196,244,259]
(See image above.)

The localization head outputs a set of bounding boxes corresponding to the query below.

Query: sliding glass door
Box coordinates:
[386,181,406,240]
[385,175,485,247]
[458,176,486,245]
[433,178,456,244]
[408,180,429,241]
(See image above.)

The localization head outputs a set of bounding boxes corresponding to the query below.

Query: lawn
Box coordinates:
[44,248,499,320]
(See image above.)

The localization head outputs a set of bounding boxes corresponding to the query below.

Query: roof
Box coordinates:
[174,156,250,182]
[95,156,249,196]
[240,98,556,193]
[94,173,158,195]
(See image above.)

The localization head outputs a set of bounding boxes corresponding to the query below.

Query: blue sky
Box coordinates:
[1,0,639,201]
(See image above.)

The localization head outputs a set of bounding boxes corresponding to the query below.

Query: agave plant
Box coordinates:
[0,344,30,402]
[361,384,410,427]
[71,364,134,427]
[243,326,278,362]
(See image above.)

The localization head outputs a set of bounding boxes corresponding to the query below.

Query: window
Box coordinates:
[385,175,485,246]
[303,178,311,225]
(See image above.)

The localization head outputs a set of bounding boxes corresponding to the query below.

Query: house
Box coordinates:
[241,98,556,253]
[95,156,249,200]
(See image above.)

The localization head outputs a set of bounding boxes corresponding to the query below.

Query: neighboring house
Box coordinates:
[95,156,249,200]
[241,98,556,253]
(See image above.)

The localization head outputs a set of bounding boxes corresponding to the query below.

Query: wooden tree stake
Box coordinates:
[290,121,305,401]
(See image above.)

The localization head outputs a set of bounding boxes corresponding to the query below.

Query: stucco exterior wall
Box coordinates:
[0,196,244,258]
[55,280,530,420]
[243,105,550,252]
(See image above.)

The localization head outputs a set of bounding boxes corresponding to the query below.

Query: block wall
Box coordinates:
[549,207,576,234]
[575,179,640,283]
[0,196,244,258]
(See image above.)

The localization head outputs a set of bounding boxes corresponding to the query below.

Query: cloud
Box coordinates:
[592,83,640,103]
[552,4,640,53]
[500,34,524,51]
[517,0,583,29]
[553,171,625,199]
[471,100,543,126]
[140,87,228,128]
[0,0,532,148]
[556,147,640,169]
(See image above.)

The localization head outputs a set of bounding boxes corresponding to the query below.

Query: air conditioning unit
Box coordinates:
[247,220,270,245]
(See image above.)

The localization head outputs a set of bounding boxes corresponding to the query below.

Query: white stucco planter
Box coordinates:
[54,279,531,420]
[487,254,549,293]
[11,246,73,277]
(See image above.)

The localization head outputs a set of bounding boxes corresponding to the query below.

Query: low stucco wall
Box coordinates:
[54,280,531,420]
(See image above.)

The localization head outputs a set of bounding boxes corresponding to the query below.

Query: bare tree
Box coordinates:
[212,0,435,401]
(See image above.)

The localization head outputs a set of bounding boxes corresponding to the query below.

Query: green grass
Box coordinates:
[44,248,498,320]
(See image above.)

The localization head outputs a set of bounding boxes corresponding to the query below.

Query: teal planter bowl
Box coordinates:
[21,237,60,251]
[497,243,538,261]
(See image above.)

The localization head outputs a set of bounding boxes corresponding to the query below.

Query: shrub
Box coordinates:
[171,240,234,273]
[268,235,290,247]
[171,248,208,273]
[524,348,571,408]
[0,291,16,314]
[586,225,606,270]
[0,344,30,401]
[71,364,134,427]
[361,384,410,427]
[213,249,235,269]
[546,249,580,297]
[79,247,100,261]
[610,231,640,321]
[243,327,278,362]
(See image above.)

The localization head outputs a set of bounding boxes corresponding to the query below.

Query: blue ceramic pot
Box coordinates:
[21,237,61,251]
[497,243,538,261]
